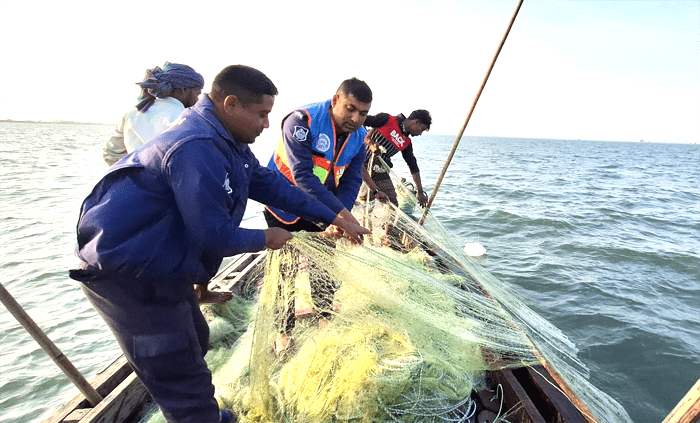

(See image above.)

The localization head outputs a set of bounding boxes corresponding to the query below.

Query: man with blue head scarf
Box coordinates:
[102,63,229,305]
[103,62,205,165]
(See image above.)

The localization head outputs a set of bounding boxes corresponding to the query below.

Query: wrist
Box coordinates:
[373,187,380,195]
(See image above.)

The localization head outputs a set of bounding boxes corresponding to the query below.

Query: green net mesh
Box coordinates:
[142,158,632,423]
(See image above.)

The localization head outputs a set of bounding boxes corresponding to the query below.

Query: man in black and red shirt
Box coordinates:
[362,109,432,207]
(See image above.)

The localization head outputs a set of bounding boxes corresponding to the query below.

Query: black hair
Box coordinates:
[212,65,278,105]
[407,109,432,129]
[135,90,157,112]
[336,77,373,103]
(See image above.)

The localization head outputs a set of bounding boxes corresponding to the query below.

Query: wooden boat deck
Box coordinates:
[43,252,266,423]
[44,250,591,423]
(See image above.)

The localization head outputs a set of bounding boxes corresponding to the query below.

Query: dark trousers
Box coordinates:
[263,209,337,334]
[81,279,219,423]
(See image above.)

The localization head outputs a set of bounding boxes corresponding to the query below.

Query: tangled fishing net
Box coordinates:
[142,158,632,423]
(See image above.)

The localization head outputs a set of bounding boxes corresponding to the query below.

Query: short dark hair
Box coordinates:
[212,65,278,105]
[408,109,432,130]
[336,77,372,103]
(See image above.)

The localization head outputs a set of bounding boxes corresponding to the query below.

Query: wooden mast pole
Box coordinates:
[419,0,524,226]
[0,281,103,406]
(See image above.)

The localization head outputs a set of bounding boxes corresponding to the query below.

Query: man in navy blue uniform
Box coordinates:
[69,65,369,423]
[264,78,371,234]
[262,78,372,353]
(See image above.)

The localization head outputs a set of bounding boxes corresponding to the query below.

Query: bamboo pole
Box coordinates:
[0,281,103,406]
[419,0,524,226]
[663,377,700,423]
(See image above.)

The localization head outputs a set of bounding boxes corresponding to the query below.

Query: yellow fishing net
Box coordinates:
[142,159,632,423]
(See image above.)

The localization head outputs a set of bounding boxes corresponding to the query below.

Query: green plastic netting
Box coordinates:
[141,158,632,423]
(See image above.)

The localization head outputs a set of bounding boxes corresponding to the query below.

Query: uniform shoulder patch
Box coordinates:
[292,125,309,142]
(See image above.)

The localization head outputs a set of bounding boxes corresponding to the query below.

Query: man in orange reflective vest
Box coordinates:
[264,78,372,353]
[264,77,371,234]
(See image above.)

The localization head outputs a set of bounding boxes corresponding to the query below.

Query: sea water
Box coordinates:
[0,122,698,423]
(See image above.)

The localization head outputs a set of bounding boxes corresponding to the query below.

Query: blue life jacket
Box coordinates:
[266,100,367,224]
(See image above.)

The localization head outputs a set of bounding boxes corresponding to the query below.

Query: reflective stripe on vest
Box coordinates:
[274,150,295,184]
[312,155,331,183]
[266,100,366,224]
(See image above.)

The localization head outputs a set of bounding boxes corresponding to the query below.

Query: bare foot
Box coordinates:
[194,285,233,304]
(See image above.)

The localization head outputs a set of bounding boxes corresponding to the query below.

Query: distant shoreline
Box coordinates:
[0,119,109,125]
[1,120,695,144]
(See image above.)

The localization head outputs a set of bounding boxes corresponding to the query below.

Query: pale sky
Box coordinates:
[0,0,698,143]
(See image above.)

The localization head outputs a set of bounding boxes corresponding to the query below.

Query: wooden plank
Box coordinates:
[523,365,587,422]
[494,368,546,423]
[537,358,598,422]
[211,251,267,295]
[63,409,90,423]
[77,372,149,423]
[663,377,700,423]
[42,355,133,423]
[227,251,266,287]
[0,282,103,406]
[209,252,260,286]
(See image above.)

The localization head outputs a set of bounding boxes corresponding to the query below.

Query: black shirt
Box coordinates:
[363,113,420,174]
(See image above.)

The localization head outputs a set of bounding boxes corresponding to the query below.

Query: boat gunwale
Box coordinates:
[44,249,591,423]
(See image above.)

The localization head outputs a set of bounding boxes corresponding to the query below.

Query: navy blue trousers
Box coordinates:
[81,279,219,423]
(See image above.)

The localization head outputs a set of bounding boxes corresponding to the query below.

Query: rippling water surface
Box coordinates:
[1,122,698,422]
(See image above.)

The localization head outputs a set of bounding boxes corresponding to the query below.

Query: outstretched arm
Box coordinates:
[411,172,429,207]
[194,226,295,304]
[401,144,428,206]
[327,209,370,244]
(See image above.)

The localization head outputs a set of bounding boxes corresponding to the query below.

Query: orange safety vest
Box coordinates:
[266,99,367,224]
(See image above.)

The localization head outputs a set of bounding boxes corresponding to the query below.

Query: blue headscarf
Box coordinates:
[135,62,205,112]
